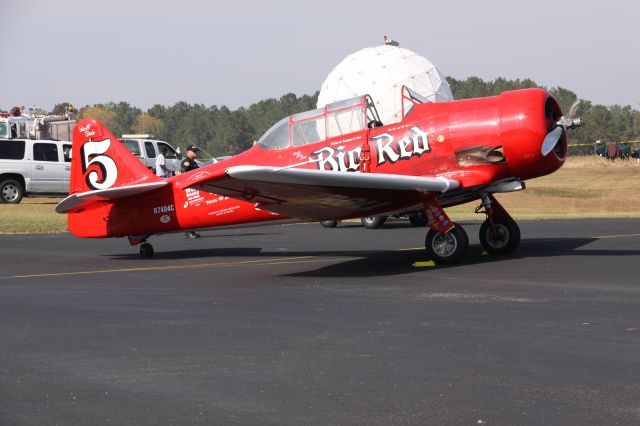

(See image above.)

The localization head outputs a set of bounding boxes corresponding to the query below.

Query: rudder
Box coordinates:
[70,118,158,194]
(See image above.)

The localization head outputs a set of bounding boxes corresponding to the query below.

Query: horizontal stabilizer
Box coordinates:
[56,181,168,213]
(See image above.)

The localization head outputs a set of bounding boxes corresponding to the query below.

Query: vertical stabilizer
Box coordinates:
[70,118,158,194]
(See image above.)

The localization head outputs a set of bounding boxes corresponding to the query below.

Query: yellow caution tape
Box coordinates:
[569,140,640,147]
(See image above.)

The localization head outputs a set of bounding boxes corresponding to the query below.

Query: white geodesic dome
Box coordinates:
[317,44,453,124]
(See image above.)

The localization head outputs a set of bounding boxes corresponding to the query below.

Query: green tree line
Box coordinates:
[20,76,639,157]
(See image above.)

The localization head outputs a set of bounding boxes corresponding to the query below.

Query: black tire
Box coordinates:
[408,211,427,227]
[139,242,154,258]
[320,220,338,228]
[425,223,469,264]
[0,179,24,204]
[361,215,387,229]
[479,215,521,255]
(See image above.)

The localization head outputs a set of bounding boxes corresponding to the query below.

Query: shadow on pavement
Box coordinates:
[104,236,640,278]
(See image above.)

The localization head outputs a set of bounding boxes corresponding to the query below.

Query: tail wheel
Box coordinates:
[425,223,469,264]
[1,179,24,204]
[139,242,154,258]
[479,215,521,255]
[361,215,387,229]
[320,220,338,228]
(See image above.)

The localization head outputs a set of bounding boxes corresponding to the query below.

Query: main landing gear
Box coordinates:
[128,235,154,258]
[422,194,468,264]
[425,223,469,264]
[421,193,521,264]
[476,193,520,255]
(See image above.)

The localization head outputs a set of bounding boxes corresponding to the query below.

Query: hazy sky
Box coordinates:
[3,0,638,111]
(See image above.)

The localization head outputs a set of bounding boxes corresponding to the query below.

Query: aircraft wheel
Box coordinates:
[479,215,521,255]
[408,210,427,227]
[361,215,387,229]
[425,223,469,264]
[320,220,338,228]
[139,242,154,258]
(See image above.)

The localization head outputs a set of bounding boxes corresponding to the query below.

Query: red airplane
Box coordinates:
[56,87,581,263]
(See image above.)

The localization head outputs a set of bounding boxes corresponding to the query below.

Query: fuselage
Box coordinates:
[68,88,565,238]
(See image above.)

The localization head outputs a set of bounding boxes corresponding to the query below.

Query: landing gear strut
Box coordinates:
[422,194,469,264]
[477,193,520,255]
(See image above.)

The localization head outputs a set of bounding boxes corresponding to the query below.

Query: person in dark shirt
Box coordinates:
[181,145,201,238]
[181,144,200,173]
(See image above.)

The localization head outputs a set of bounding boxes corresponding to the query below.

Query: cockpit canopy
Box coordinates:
[257,95,382,150]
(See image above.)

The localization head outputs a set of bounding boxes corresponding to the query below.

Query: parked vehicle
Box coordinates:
[361,210,427,228]
[0,138,72,203]
[1,110,74,203]
[320,210,427,229]
[120,135,182,173]
[0,108,75,142]
[121,135,226,172]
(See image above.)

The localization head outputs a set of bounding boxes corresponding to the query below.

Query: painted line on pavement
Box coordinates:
[4,256,316,279]
[593,233,640,239]
[3,246,426,280]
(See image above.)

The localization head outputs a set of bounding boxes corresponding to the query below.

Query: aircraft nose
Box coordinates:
[498,89,566,180]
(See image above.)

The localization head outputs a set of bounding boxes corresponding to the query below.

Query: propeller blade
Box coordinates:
[541,127,564,156]
[568,100,580,119]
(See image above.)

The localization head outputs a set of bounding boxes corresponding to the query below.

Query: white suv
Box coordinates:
[121,138,182,173]
[0,139,71,203]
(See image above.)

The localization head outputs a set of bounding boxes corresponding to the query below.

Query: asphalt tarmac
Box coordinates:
[1,219,639,425]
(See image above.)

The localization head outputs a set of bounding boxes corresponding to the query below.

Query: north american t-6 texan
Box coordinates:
[56,86,582,263]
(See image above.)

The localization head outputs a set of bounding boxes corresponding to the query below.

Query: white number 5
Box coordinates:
[81,139,118,190]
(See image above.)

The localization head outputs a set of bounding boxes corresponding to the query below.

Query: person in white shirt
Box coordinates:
[155,148,170,178]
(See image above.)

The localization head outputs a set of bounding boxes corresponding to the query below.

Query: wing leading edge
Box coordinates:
[186,166,459,221]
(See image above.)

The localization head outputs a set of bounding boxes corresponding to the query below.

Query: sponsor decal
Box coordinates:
[153,204,175,214]
[183,188,205,208]
[185,171,210,183]
[205,196,227,206]
[81,138,118,190]
[371,126,430,165]
[160,215,171,224]
[311,145,361,172]
[208,205,241,217]
[310,126,430,171]
[78,124,96,138]
[424,193,453,234]
[292,150,307,160]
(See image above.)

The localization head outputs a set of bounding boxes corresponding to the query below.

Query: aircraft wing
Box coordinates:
[183,165,459,221]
